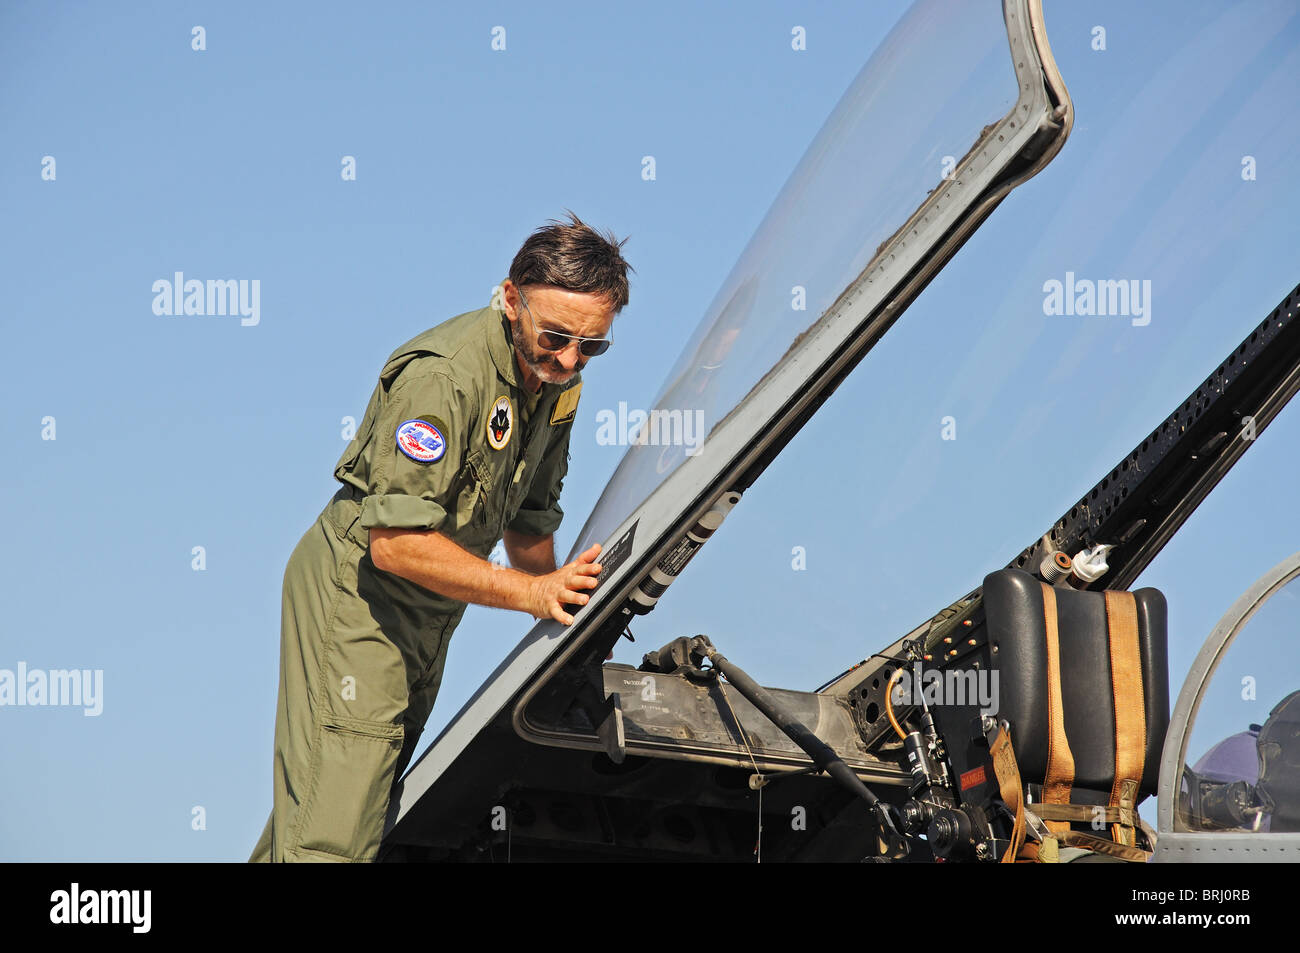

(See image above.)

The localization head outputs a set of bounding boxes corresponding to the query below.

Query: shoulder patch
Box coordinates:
[550,382,582,425]
[487,395,513,450]
[396,418,446,463]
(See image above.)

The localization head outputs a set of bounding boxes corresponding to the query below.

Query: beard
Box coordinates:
[510,316,584,386]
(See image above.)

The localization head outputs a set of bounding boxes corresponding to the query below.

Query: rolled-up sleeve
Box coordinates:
[358,361,474,532]
[506,418,572,538]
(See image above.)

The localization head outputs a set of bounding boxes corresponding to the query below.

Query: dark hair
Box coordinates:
[508,209,634,313]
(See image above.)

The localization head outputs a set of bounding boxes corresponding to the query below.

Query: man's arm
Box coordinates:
[370,527,600,626]
[503,528,556,575]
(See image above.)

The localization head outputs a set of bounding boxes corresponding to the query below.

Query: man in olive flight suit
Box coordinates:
[250,213,632,862]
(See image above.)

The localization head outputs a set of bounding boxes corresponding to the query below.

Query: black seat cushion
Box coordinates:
[982,568,1169,797]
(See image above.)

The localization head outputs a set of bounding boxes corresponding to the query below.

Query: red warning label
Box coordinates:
[960,765,988,791]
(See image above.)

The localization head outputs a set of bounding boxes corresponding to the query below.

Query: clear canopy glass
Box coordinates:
[565,0,1300,700]
[571,0,1019,554]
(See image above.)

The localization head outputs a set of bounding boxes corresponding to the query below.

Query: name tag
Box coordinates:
[549,382,582,425]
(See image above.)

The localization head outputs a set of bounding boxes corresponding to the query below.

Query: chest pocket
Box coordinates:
[505,455,531,521]
[459,402,551,541]
[505,406,553,522]
[463,443,527,543]
[455,451,494,534]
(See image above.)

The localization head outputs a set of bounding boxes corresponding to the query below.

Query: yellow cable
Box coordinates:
[885,667,907,740]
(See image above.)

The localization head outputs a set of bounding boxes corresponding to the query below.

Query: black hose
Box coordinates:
[693,636,904,847]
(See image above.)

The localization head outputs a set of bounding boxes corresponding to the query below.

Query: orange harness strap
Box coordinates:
[990,725,1027,863]
[1039,583,1075,835]
[1105,589,1146,848]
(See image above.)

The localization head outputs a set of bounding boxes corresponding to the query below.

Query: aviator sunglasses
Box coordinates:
[517,287,613,357]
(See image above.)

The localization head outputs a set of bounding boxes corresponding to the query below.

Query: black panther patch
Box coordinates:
[486,395,513,450]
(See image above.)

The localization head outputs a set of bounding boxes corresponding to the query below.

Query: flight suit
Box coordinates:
[250,288,583,862]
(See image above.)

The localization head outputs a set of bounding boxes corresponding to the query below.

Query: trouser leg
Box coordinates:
[252,498,464,863]
[386,603,461,832]
[390,668,443,799]
[252,518,338,862]
[260,516,410,863]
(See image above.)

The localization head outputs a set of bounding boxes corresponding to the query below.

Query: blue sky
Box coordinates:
[2,1,1298,861]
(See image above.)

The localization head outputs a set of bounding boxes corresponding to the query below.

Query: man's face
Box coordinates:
[504,280,616,387]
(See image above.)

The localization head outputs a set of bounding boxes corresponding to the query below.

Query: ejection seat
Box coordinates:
[980,567,1170,861]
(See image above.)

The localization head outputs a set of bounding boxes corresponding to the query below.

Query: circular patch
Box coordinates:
[486,395,513,450]
[396,419,446,463]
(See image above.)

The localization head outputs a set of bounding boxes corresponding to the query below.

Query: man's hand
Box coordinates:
[526,543,603,625]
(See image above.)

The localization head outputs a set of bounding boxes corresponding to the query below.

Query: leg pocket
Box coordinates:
[290,713,405,862]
